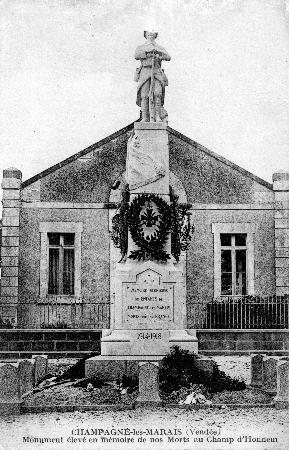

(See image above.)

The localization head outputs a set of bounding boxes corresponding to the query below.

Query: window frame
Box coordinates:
[48,232,75,295]
[39,222,83,300]
[212,223,255,298]
[220,234,247,296]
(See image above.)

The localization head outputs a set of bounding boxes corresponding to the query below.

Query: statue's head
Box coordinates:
[144,30,158,40]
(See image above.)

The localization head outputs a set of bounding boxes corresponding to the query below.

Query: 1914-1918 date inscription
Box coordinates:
[137,332,162,340]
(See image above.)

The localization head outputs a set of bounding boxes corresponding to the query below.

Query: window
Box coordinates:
[220,233,247,295]
[48,233,75,295]
[212,223,255,297]
[39,222,83,300]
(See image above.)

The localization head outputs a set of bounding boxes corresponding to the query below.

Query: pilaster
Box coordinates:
[273,172,289,296]
[1,168,22,325]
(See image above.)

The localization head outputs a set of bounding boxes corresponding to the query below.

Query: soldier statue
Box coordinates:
[135,31,171,122]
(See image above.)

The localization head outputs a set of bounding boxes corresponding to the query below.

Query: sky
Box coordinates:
[0,0,289,188]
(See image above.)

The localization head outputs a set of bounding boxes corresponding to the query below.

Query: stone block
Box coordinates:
[2,199,21,208]
[2,216,20,227]
[3,168,22,179]
[135,362,162,406]
[275,192,289,202]
[1,247,19,257]
[275,219,289,228]
[276,267,289,279]
[32,355,48,385]
[0,286,18,297]
[274,360,289,408]
[1,178,21,189]
[262,356,279,394]
[1,277,18,287]
[276,258,289,268]
[250,353,265,387]
[2,208,20,217]
[276,287,289,296]
[275,209,289,219]
[1,267,18,277]
[1,227,20,237]
[276,277,289,287]
[2,190,20,200]
[275,229,289,248]
[0,256,19,267]
[1,237,19,247]
[0,363,21,414]
[19,360,34,396]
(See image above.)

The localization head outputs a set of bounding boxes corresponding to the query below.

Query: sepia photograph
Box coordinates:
[0,0,289,448]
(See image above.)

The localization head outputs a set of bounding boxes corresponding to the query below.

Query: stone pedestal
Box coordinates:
[86,122,197,380]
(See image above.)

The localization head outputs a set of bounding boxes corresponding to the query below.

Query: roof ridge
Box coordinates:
[21,121,272,191]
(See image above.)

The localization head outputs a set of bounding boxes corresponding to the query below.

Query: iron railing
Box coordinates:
[187,295,289,329]
[0,295,289,329]
[0,297,110,329]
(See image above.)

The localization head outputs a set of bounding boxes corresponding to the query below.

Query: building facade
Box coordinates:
[0,122,287,330]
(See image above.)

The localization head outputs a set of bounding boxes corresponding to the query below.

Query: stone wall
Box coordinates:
[19,208,110,307]
[187,208,275,301]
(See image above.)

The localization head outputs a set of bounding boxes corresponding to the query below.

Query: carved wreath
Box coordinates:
[111,186,193,262]
[128,193,171,262]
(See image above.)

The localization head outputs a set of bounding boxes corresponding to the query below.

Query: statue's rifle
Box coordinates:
[149,50,156,122]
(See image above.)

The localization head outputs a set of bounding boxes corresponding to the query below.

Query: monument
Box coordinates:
[86,31,198,380]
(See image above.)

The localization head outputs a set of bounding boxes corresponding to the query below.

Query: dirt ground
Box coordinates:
[0,355,288,450]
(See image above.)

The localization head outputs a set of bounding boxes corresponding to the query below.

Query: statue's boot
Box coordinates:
[141,99,150,122]
[155,97,162,122]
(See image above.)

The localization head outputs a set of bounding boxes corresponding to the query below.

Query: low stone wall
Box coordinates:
[1,329,289,358]
[198,330,289,354]
[0,329,101,359]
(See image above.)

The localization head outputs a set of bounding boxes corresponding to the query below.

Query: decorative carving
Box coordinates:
[110,187,193,263]
[135,31,171,122]
[125,132,165,189]
[129,193,171,262]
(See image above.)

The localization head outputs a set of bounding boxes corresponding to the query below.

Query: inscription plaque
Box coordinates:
[122,269,174,329]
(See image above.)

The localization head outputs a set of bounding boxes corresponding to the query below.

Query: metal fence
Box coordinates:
[187,295,289,329]
[0,297,110,329]
[1,295,289,330]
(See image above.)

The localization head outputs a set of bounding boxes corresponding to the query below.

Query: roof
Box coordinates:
[22,121,273,190]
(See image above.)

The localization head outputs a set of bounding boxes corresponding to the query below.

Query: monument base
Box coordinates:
[85,329,198,381]
[101,328,198,356]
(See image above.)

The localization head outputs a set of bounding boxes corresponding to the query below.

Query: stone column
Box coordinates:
[274,360,289,408]
[273,172,289,296]
[262,356,278,394]
[250,353,265,387]
[0,168,22,326]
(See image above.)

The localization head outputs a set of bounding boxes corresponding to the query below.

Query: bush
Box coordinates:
[159,346,245,394]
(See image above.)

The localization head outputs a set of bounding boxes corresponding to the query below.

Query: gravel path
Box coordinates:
[0,356,288,449]
[0,407,288,450]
